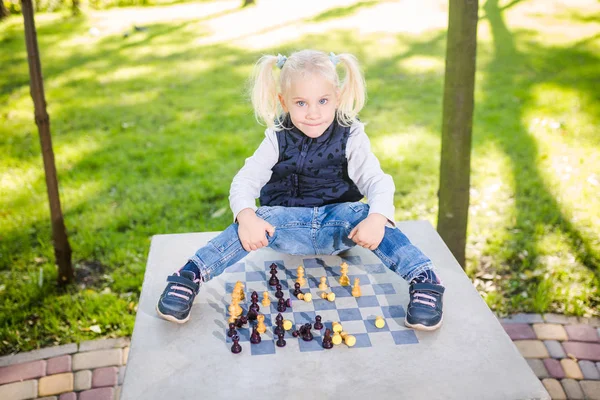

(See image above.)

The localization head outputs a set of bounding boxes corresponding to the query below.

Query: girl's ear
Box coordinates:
[278,93,288,113]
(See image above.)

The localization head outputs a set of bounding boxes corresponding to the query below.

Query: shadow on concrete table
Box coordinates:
[121,221,550,400]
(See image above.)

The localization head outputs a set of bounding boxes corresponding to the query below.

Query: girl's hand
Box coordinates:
[348,213,387,250]
[236,208,276,252]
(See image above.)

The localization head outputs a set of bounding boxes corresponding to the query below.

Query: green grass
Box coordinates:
[1,0,599,355]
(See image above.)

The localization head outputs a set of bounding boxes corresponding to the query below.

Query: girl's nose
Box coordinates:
[306,104,321,119]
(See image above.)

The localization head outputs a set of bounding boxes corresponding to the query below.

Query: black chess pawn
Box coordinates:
[250,327,261,344]
[269,264,279,286]
[277,297,287,312]
[231,335,242,354]
[314,315,323,330]
[285,298,292,308]
[292,330,299,337]
[275,283,284,299]
[276,332,286,347]
[293,282,302,296]
[322,328,333,349]
[227,323,237,338]
[301,323,313,341]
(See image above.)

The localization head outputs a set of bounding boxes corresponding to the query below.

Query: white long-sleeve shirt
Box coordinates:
[229,122,396,225]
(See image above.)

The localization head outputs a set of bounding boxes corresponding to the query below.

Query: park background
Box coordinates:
[0,0,598,356]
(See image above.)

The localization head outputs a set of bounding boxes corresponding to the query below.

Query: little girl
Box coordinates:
[157,49,445,331]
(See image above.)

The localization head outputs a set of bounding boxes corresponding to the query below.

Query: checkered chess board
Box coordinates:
[222,256,419,355]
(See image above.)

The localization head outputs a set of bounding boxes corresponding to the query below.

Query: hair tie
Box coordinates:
[329,52,340,66]
[276,54,287,69]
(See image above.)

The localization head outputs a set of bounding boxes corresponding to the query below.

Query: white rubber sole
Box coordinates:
[156,304,191,324]
[404,316,443,331]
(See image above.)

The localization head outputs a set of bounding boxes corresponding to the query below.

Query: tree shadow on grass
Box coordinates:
[476,0,599,314]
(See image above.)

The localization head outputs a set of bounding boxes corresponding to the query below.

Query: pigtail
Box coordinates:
[335,53,366,126]
[251,55,280,129]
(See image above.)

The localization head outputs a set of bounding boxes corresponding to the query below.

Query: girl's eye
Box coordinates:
[319,98,328,105]
[296,101,306,107]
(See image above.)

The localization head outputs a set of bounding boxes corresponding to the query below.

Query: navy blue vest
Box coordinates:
[259,117,363,207]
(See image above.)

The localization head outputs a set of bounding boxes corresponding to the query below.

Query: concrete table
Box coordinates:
[121,221,549,400]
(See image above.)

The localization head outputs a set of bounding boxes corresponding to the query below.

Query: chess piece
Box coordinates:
[231,335,242,354]
[296,266,306,287]
[274,314,284,336]
[318,276,328,290]
[340,331,356,347]
[276,332,286,347]
[228,303,239,324]
[250,326,261,344]
[293,282,303,297]
[256,314,267,334]
[351,277,361,298]
[286,298,292,308]
[261,291,271,307]
[292,330,299,337]
[231,293,243,316]
[332,322,343,333]
[268,264,279,286]
[247,306,258,321]
[375,316,386,329]
[302,292,312,302]
[275,283,284,299]
[332,331,342,345]
[283,320,293,331]
[322,328,333,349]
[301,323,313,341]
[277,297,287,312]
[320,291,336,302]
[234,281,245,301]
[235,315,248,328]
[314,315,323,330]
[227,323,237,338]
[339,262,350,286]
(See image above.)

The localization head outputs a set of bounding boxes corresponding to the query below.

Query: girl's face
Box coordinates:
[278,72,339,138]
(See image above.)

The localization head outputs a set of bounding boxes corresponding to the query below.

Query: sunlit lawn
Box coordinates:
[1,0,599,354]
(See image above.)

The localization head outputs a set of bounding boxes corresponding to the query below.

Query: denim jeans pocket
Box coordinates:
[348,201,369,213]
[255,206,272,220]
[208,230,240,253]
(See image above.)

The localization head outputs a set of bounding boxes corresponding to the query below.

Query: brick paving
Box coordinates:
[501,313,600,399]
[0,339,129,400]
[0,313,599,399]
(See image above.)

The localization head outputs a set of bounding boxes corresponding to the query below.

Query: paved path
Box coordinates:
[0,313,599,400]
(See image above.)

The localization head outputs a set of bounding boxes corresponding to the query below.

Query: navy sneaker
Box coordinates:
[405,270,445,331]
[156,271,201,324]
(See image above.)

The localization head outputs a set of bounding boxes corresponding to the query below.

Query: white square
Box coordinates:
[335,296,358,309]
[368,331,395,347]
[340,320,367,334]
[359,307,383,320]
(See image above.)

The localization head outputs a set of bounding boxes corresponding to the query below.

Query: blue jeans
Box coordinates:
[190,202,433,283]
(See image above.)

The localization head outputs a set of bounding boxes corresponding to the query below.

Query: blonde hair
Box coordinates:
[250,49,366,130]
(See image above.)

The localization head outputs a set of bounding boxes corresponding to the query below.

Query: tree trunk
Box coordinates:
[437,0,479,269]
[0,1,9,20]
[21,0,73,285]
[72,0,81,16]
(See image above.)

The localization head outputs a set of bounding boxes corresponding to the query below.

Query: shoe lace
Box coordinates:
[413,291,437,308]
[411,270,441,308]
[168,271,200,300]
